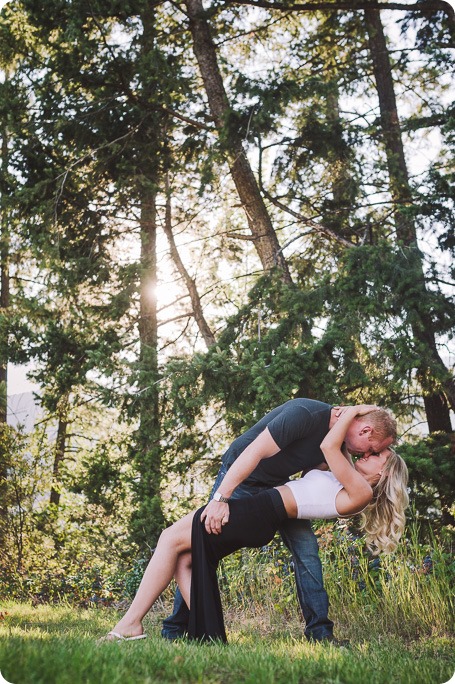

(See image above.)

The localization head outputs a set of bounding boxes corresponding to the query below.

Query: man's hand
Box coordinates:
[200,499,230,535]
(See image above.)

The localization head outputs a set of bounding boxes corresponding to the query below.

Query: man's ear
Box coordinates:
[359,425,372,435]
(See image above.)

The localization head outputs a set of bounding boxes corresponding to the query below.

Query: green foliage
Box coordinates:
[0,559,125,607]
[122,557,149,600]
[71,440,130,515]
[0,423,50,572]
[399,433,455,528]
[1,0,454,613]
[161,252,453,443]
[160,272,335,441]
[0,409,139,604]
[219,518,454,641]
[2,512,453,645]
[129,492,164,553]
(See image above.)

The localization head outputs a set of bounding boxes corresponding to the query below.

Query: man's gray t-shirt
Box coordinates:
[222,399,332,487]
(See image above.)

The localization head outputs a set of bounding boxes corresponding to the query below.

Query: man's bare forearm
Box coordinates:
[216,428,280,497]
[200,428,280,534]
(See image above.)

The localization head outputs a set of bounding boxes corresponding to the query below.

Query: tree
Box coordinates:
[1,0,453,582]
[0,82,10,424]
[184,0,292,281]
[214,2,454,431]
[364,0,454,432]
[2,0,209,548]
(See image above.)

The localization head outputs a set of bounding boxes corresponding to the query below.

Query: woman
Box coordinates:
[102,405,409,643]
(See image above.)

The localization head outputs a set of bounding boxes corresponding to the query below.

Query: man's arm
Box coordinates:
[200,428,280,535]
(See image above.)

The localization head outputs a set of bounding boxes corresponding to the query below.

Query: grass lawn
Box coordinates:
[0,602,454,684]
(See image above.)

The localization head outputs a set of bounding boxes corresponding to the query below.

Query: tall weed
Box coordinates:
[218,520,454,641]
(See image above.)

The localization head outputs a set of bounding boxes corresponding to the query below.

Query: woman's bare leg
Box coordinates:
[105,511,195,639]
[174,551,192,608]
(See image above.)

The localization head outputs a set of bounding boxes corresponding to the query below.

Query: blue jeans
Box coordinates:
[161,463,333,641]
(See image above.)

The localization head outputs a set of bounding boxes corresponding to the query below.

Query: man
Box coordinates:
[162,398,396,643]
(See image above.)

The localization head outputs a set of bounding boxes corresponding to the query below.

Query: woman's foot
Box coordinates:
[99,619,145,642]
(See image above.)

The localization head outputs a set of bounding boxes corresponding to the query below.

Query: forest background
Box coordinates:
[0,0,454,643]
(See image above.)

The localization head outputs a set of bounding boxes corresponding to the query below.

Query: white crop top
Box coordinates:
[284,470,343,519]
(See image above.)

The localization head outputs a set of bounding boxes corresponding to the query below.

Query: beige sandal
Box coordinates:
[101,631,147,642]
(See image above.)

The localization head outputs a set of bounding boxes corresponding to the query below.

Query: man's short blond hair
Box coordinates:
[357,408,397,442]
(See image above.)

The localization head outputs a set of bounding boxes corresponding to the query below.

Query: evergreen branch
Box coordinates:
[265,193,355,249]
[52,122,147,223]
[53,123,146,183]
[88,8,213,132]
[230,0,454,19]
[401,112,453,132]
[256,137,355,249]
[154,104,214,132]
[225,230,262,241]
[158,316,193,350]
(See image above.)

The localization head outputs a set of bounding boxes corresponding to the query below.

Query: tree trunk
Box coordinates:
[163,173,216,348]
[365,2,454,432]
[50,414,68,507]
[325,83,358,242]
[0,106,10,424]
[185,0,292,282]
[127,7,165,552]
[130,186,165,550]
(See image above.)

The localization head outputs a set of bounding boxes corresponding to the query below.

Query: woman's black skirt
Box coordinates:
[188,488,287,642]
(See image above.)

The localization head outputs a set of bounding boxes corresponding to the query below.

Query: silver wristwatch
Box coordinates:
[213,491,230,503]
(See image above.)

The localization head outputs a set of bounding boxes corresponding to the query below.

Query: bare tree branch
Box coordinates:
[256,138,355,249]
[163,172,216,348]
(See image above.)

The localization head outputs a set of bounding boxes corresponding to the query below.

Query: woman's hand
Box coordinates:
[333,404,378,418]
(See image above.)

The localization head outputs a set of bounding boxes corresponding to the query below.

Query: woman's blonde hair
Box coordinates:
[359,449,409,554]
